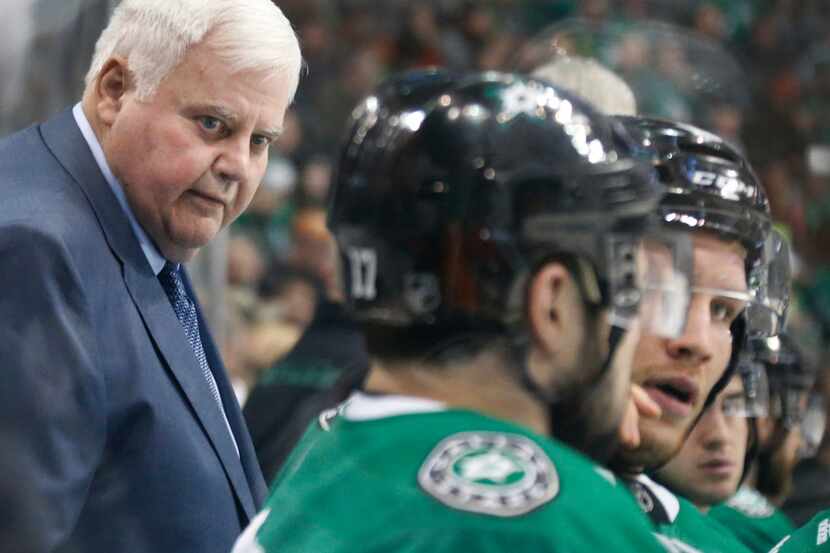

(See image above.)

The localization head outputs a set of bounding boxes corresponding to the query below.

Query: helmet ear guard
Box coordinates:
[744,230,791,338]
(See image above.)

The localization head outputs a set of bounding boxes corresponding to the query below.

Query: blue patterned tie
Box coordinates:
[158,262,238,453]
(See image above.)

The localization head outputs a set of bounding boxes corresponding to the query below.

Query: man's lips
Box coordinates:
[698,458,736,478]
[188,190,226,208]
[641,375,699,418]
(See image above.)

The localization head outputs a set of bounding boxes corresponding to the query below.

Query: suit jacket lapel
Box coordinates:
[184,269,267,509]
[40,108,258,518]
[124,266,257,518]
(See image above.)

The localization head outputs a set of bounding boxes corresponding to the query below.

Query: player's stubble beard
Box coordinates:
[610,414,690,475]
[550,313,629,465]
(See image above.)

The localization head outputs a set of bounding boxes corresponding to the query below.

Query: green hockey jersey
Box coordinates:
[769,509,830,553]
[232,392,684,553]
[709,486,795,551]
[626,474,754,553]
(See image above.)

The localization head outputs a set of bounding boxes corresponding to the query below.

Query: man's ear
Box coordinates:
[527,262,579,356]
[94,57,131,126]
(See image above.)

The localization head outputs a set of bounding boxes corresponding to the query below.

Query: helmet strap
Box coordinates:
[510,281,628,464]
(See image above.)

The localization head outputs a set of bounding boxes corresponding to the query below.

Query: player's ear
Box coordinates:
[527,261,581,356]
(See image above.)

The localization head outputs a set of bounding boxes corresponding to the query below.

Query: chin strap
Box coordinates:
[512,322,627,413]
[739,417,759,487]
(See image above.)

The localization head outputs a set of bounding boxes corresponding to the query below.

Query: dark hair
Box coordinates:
[362,320,506,368]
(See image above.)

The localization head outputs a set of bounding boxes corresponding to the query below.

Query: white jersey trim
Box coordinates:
[637,473,681,522]
[341,391,446,421]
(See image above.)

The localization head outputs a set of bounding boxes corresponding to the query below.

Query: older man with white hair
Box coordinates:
[0,1,301,552]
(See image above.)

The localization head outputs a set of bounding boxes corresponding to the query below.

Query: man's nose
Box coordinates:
[213,137,250,186]
[699,406,731,451]
[665,296,715,368]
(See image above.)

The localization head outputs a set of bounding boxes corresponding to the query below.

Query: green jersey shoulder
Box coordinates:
[708,486,794,551]
[769,509,830,553]
[234,393,677,553]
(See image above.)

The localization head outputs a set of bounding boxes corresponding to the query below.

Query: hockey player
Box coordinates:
[654,372,754,514]
[651,334,817,553]
[608,116,791,553]
[231,69,699,552]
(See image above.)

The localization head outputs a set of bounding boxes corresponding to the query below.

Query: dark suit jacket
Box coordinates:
[0,109,267,553]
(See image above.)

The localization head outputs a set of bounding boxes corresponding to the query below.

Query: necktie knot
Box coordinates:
[158,262,188,309]
[159,261,179,281]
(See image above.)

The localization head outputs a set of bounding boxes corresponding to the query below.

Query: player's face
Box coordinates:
[654,375,748,509]
[619,232,747,470]
[101,39,291,262]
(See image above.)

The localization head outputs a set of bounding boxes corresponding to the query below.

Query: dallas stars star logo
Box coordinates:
[418,431,559,517]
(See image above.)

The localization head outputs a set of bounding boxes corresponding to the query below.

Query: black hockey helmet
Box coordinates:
[616,116,789,336]
[328,69,692,345]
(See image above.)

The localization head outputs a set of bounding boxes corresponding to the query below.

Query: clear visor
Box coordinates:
[746,229,792,338]
[726,357,770,418]
[685,230,791,339]
[773,387,810,431]
[798,393,826,459]
[606,231,693,339]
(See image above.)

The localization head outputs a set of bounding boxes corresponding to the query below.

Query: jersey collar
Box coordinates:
[636,473,681,522]
[341,391,445,421]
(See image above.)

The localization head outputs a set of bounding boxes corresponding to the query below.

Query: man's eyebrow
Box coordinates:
[195,104,239,124]
[256,126,283,141]
[693,269,748,293]
[195,104,282,139]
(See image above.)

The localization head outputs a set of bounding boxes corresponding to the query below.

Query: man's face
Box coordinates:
[617,232,747,471]
[102,39,293,262]
[654,375,749,509]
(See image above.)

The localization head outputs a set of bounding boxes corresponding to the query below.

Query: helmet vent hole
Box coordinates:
[682,143,740,164]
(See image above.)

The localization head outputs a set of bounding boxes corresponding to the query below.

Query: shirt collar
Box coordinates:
[72,103,167,276]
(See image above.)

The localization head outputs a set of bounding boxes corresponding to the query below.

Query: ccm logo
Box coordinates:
[689,170,753,201]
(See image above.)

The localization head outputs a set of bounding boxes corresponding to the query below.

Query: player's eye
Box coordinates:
[721,395,747,417]
[711,298,743,325]
[198,116,225,134]
[251,134,272,147]
[711,302,730,322]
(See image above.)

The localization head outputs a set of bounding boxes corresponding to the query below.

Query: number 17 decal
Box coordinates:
[347,247,378,300]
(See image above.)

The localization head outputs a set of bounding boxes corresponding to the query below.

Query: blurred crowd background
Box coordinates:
[2,0,830,407]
